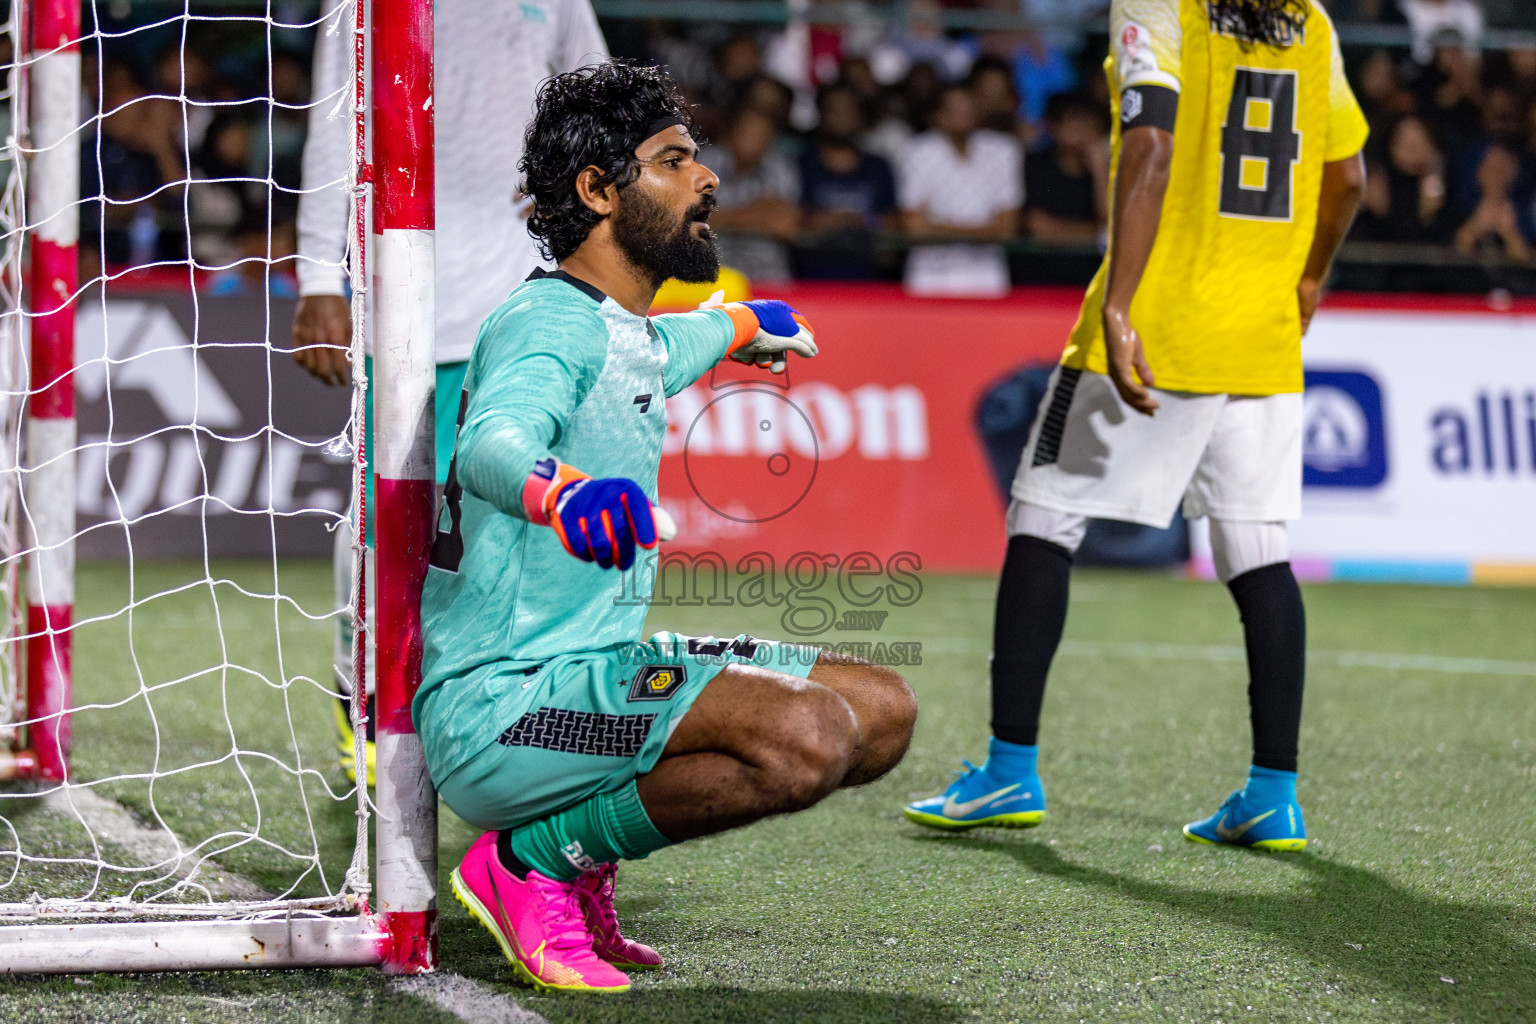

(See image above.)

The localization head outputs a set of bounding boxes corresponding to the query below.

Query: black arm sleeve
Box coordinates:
[1120,84,1179,133]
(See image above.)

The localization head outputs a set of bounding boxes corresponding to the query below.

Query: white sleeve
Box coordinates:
[295,1,353,297]
[1110,0,1183,93]
[557,0,609,72]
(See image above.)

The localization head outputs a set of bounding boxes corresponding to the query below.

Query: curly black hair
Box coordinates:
[520,61,696,263]
[1209,0,1309,48]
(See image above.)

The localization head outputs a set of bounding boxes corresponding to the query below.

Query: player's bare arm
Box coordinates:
[290,293,352,386]
[1101,123,1173,416]
[1298,152,1366,335]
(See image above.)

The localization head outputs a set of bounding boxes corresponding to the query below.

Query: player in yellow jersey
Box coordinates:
[904,0,1367,850]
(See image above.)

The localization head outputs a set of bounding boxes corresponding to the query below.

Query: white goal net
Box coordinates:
[0,0,399,966]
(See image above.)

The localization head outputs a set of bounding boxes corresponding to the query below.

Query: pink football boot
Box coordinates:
[450,832,631,993]
[577,863,664,970]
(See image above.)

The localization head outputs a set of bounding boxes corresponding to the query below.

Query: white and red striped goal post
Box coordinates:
[0,0,438,973]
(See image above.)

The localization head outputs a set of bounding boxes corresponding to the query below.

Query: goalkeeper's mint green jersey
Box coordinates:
[417,270,734,771]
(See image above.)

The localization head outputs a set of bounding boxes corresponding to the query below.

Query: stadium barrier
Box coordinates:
[79,285,1536,583]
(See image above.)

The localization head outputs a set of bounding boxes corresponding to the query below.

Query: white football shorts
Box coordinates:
[1011,367,1302,527]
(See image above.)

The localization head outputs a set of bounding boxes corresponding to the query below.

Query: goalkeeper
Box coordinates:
[419,62,917,994]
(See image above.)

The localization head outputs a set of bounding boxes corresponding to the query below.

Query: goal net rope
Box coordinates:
[0,0,374,925]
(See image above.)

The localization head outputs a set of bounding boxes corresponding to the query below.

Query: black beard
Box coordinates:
[612,186,720,286]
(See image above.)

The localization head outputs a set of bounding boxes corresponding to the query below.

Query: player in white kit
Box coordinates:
[290,0,608,782]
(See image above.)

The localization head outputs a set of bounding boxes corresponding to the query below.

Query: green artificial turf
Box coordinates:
[2,561,1533,1023]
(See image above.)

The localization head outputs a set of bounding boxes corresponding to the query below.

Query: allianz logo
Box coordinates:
[1431,391,1536,476]
[1303,384,1372,471]
[663,382,930,460]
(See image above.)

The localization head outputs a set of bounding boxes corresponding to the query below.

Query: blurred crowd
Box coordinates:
[50,0,1536,295]
[73,36,310,296]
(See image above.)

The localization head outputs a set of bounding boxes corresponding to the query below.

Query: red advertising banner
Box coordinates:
[655,284,1083,573]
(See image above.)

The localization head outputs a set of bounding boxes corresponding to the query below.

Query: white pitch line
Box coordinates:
[917,637,1536,678]
[394,972,549,1024]
[42,787,272,901]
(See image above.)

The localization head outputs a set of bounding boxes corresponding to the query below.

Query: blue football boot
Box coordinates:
[904,760,1046,831]
[1184,788,1307,852]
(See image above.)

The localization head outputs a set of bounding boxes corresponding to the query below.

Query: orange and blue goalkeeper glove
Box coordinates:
[522,459,657,571]
[721,299,818,374]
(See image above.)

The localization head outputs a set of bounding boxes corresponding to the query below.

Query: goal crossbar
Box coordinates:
[0,914,389,974]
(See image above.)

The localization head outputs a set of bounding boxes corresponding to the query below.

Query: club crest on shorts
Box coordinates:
[629,665,686,702]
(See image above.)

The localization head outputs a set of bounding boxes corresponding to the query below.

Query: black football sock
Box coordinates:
[1228,561,1306,774]
[990,535,1074,746]
[496,829,531,880]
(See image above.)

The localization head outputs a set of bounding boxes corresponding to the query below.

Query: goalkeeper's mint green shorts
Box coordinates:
[432,632,820,832]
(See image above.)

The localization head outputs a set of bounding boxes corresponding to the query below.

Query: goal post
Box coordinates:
[21,0,79,788]
[0,0,438,974]
[370,0,440,975]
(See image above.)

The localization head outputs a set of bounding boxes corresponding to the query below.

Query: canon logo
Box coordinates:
[664,382,930,461]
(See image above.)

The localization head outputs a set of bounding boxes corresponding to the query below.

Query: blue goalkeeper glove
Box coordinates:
[721,299,818,374]
[523,460,658,571]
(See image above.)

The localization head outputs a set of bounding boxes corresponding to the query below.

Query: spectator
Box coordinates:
[863,85,916,165]
[205,208,300,296]
[1507,46,1536,108]
[968,56,1022,137]
[1447,86,1524,212]
[868,0,975,85]
[1355,49,1417,133]
[740,74,797,136]
[1400,0,1484,65]
[1415,31,1483,137]
[1009,31,1078,133]
[797,82,899,280]
[714,35,763,104]
[82,59,187,267]
[249,51,310,224]
[1357,116,1458,243]
[154,45,215,153]
[838,55,883,108]
[700,109,802,284]
[1351,157,1395,241]
[1453,145,1531,259]
[899,62,944,131]
[189,112,255,265]
[1479,85,1526,149]
[1024,92,1109,244]
[899,83,1022,296]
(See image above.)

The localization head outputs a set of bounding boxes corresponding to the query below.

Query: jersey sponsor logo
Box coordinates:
[629,665,687,702]
[1121,88,1145,124]
[633,393,654,414]
[1303,370,1388,489]
[1115,20,1160,81]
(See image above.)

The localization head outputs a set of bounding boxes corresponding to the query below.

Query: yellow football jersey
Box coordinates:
[1061,0,1369,395]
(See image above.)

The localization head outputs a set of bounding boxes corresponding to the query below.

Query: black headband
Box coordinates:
[596,114,689,173]
[641,114,688,144]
